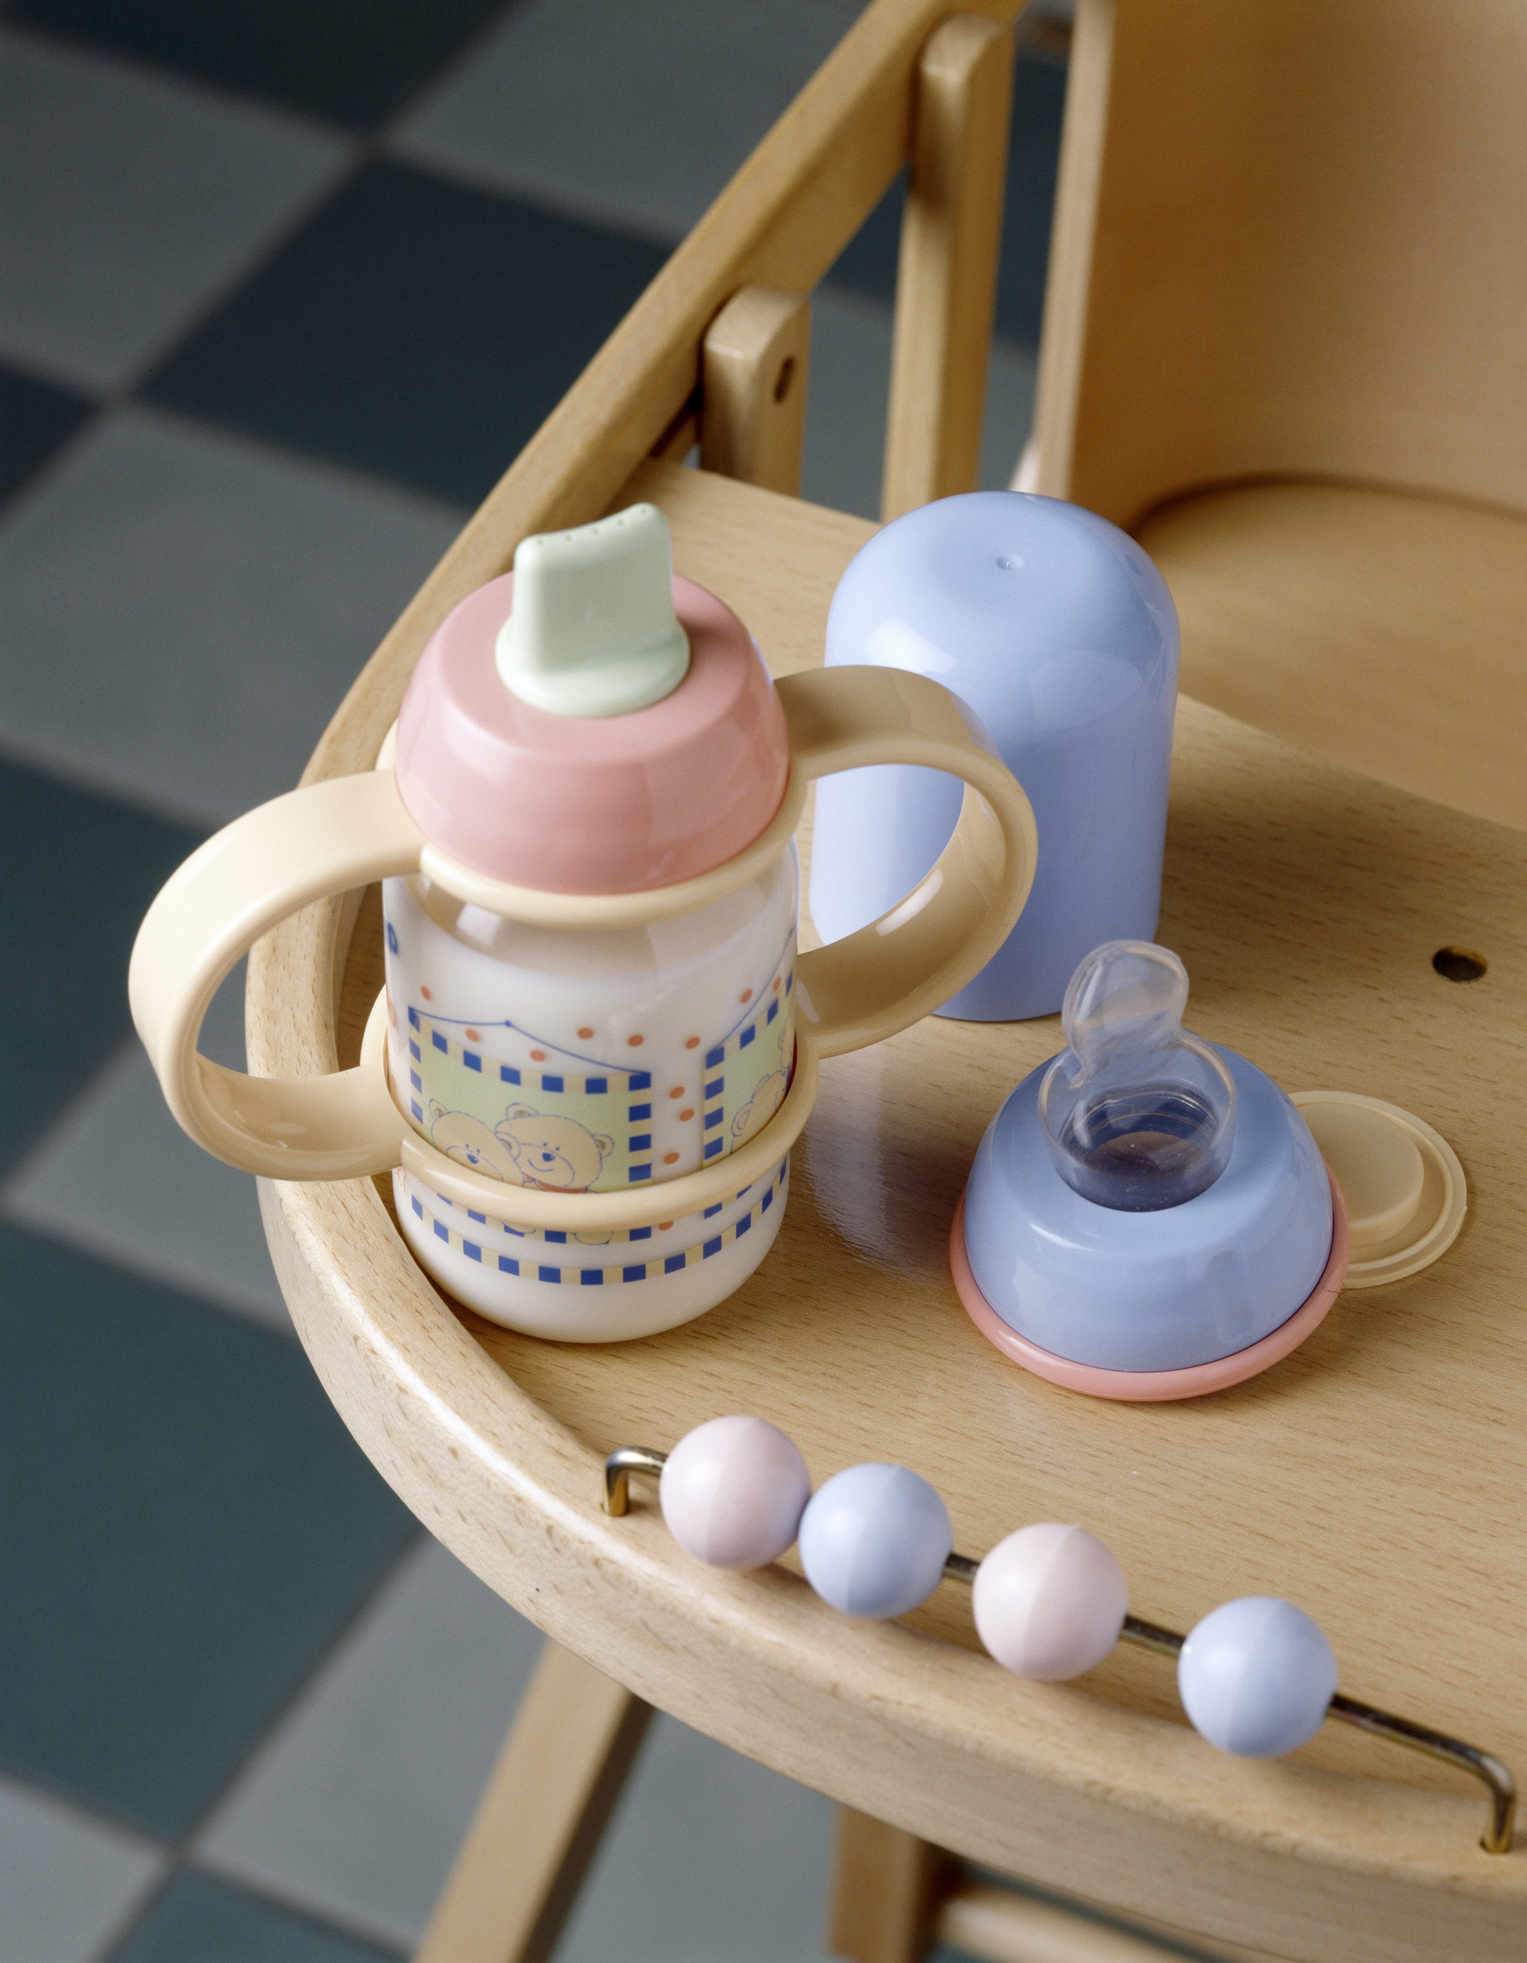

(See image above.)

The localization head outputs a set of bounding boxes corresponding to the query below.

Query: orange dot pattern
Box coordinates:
[577,1026,594,1039]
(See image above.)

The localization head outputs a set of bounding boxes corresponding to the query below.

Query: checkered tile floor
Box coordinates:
[0,5,1069,1957]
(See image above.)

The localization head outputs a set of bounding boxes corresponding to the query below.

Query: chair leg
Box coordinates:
[415,1640,653,1963]
[828,1807,954,1963]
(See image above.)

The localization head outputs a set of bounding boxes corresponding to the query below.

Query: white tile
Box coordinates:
[557,1714,837,1963]
[0,1772,167,1963]
[0,406,466,828]
[802,289,1037,522]
[0,27,351,393]
[195,1537,544,1952]
[395,0,851,245]
[1,975,292,1335]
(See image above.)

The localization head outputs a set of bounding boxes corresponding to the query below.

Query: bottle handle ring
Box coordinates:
[129,666,1036,1188]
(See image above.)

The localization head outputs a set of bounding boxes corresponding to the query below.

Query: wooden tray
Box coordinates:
[251,457,1527,1963]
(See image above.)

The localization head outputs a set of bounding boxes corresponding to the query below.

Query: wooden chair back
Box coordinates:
[1034,0,1527,529]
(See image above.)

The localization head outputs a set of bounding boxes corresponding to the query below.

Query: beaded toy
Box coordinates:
[605,1417,1515,1855]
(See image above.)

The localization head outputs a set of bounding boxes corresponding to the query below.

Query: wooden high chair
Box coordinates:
[246,2,1527,1959]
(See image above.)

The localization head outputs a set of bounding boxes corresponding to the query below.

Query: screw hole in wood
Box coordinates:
[1432,946,1487,983]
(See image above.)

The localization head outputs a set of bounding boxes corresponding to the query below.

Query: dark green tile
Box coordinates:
[994,53,1069,350]
[821,168,904,313]
[1,759,205,1172]
[110,1872,398,1962]
[11,0,515,129]
[0,364,95,508]
[826,50,1068,349]
[142,161,669,507]
[0,1225,417,1832]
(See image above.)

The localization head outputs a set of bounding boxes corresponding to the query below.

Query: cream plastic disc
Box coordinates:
[1290,1091,1466,1287]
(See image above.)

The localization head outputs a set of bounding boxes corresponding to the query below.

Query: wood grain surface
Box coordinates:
[1136,480,1527,835]
[699,286,812,496]
[1034,0,1527,530]
[251,456,1527,1963]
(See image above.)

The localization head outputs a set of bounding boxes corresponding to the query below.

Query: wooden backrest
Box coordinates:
[1034,0,1527,529]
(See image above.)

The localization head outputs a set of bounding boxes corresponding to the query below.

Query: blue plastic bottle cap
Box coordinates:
[960,936,1335,1374]
[1178,1597,1339,1757]
[811,492,1179,1020]
[797,1463,953,1619]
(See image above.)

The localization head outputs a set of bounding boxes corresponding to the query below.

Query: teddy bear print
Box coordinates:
[730,1070,787,1145]
[495,1104,614,1193]
[427,1102,521,1182]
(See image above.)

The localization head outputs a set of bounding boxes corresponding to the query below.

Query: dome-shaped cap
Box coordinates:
[393,509,790,895]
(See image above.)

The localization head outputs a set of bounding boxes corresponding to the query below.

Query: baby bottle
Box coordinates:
[130,503,1038,1342]
[383,505,803,1338]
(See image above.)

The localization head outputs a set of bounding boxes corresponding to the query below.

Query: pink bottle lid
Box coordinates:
[394,538,790,897]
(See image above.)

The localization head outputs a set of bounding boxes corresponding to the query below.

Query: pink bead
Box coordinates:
[659,1416,812,1570]
[972,1523,1128,1681]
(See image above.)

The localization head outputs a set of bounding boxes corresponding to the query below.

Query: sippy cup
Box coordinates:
[131,504,1037,1342]
[951,942,1350,1399]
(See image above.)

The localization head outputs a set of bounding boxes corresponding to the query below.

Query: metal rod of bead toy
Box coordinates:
[1119,1612,1187,1660]
[604,1445,668,1517]
[604,1448,1515,1852]
[960,1574,1519,1855]
[1327,1694,1516,1856]
[1107,1617,1517,1853]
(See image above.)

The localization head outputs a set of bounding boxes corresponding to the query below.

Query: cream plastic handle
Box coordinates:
[130,668,1034,1188]
[385,669,1036,1231]
[777,667,1037,1059]
[128,770,426,1178]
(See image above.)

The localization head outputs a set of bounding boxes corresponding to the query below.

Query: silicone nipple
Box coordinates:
[496,502,691,717]
[1038,941,1237,1211]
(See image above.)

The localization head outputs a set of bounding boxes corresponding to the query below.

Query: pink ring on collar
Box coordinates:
[949,1169,1350,1401]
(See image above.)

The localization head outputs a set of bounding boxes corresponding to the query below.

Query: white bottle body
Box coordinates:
[382,843,798,1339]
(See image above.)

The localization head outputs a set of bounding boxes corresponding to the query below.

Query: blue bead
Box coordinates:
[797,1463,953,1619]
[1178,1597,1338,1757]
